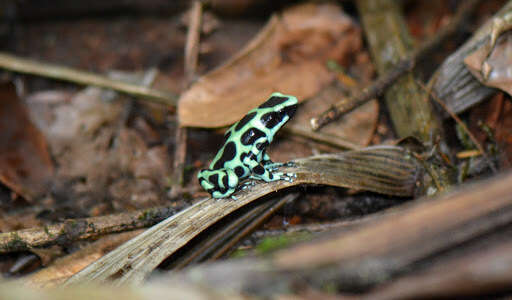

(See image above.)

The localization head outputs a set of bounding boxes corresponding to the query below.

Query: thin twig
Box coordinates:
[250,217,377,238]
[0,205,184,253]
[170,127,188,195]
[311,0,481,130]
[171,1,203,197]
[417,81,497,173]
[0,52,178,106]
[184,0,203,83]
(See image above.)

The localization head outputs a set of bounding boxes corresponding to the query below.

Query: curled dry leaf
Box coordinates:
[465,32,512,96]
[0,82,54,201]
[178,3,361,127]
[65,146,421,285]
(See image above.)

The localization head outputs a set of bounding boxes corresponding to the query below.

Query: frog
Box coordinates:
[198,92,298,199]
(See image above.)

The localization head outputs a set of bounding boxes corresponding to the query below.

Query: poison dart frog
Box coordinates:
[198,92,298,199]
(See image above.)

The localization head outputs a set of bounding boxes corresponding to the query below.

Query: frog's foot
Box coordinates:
[240,180,257,190]
[271,172,297,183]
[284,172,297,182]
[282,161,297,168]
[262,161,282,171]
[264,161,297,171]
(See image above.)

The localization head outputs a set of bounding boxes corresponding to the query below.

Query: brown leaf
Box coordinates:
[364,240,512,299]
[26,231,141,287]
[470,93,512,166]
[464,32,512,96]
[26,86,172,210]
[178,3,361,127]
[0,82,54,201]
[288,86,378,147]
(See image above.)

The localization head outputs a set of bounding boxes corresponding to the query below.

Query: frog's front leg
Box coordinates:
[262,152,296,171]
[246,157,295,183]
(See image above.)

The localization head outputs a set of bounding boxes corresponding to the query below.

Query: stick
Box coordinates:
[311,0,481,130]
[170,0,203,197]
[0,205,183,253]
[0,52,178,106]
[417,80,497,173]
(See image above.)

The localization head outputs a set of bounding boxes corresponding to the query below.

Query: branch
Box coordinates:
[0,205,184,253]
[0,52,178,106]
[311,0,481,130]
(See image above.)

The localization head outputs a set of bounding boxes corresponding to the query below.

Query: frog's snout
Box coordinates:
[283,103,297,118]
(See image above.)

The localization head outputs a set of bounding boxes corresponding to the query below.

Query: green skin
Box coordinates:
[198,92,298,199]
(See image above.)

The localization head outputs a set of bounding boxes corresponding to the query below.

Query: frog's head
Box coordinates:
[258,92,298,133]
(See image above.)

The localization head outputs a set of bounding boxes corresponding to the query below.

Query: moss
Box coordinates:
[138,210,155,221]
[230,249,248,258]
[43,225,54,238]
[256,232,312,254]
[69,220,78,228]
[4,232,27,251]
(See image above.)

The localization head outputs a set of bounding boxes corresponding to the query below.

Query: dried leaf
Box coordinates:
[465,32,512,96]
[469,93,512,166]
[26,231,141,287]
[178,3,361,127]
[0,82,54,201]
[288,86,378,147]
[365,240,512,299]
[65,146,421,285]
[26,86,172,211]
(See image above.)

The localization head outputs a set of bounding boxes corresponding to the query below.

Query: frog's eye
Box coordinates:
[260,112,281,129]
[282,103,297,118]
[241,128,266,145]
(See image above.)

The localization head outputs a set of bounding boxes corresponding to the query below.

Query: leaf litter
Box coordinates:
[26,85,172,216]
[178,3,364,128]
[0,82,54,202]
[465,31,512,96]
[0,1,383,279]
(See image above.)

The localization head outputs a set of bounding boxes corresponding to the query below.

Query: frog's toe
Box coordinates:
[283,161,297,168]
[241,180,256,190]
[282,172,296,182]
[265,165,280,172]
[271,172,296,183]
[264,162,283,171]
[264,161,296,171]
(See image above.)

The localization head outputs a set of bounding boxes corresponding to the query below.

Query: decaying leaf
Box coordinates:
[0,82,54,201]
[65,146,421,285]
[469,93,512,166]
[26,86,172,211]
[26,231,141,287]
[178,3,361,127]
[288,85,378,148]
[465,32,512,96]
